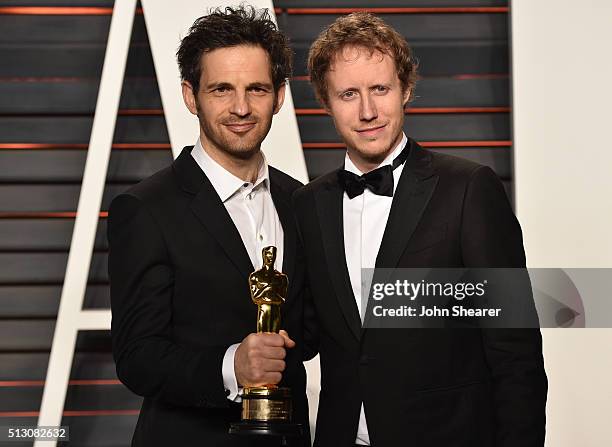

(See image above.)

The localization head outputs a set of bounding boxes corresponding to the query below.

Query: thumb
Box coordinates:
[279,329,296,348]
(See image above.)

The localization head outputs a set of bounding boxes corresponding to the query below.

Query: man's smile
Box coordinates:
[355,123,387,137]
[223,122,257,133]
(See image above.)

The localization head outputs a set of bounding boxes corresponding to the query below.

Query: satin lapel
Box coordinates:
[269,176,296,301]
[315,174,362,341]
[187,172,254,281]
[376,140,438,271]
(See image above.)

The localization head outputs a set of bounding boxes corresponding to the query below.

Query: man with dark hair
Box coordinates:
[109,6,311,446]
[294,12,547,446]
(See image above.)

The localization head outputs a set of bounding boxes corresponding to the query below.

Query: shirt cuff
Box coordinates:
[222,343,242,402]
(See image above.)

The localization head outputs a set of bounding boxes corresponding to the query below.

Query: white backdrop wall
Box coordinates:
[512,1,612,445]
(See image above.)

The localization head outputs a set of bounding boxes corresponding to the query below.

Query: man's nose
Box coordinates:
[229,91,251,117]
[359,94,378,121]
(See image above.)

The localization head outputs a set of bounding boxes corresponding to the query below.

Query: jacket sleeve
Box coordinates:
[302,283,320,362]
[292,187,320,361]
[108,193,230,409]
[461,166,548,446]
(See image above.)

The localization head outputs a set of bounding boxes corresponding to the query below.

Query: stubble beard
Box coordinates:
[345,131,400,168]
[197,110,272,162]
[346,115,405,167]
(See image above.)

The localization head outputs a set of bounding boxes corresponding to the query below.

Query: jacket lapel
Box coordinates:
[173,146,254,280]
[315,172,362,341]
[376,139,439,271]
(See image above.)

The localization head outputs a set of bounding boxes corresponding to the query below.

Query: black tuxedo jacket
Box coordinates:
[293,138,547,447]
[108,147,311,447]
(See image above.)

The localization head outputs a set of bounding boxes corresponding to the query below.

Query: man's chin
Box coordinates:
[350,140,394,162]
[231,147,260,160]
[223,140,262,160]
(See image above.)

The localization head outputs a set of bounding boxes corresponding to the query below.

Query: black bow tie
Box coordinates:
[338,141,411,199]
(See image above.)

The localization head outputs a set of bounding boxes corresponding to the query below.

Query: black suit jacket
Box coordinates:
[108,147,311,446]
[293,138,547,447]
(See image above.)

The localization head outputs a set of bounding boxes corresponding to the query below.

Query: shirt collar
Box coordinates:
[344,132,408,175]
[191,137,269,202]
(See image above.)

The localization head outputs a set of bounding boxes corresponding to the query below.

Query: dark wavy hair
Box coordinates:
[177,5,292,94]
[308,12,418,106]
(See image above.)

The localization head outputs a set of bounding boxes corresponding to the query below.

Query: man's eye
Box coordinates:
[250,87,267,95]
[341,91,357,100]
[374,86,389,94]
[213,87,230,94]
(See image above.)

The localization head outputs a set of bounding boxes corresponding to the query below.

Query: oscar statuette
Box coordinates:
[229,246,304,440]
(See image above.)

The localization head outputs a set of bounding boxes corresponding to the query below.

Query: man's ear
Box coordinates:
[273,83,286,114]
[402,87,412,106]
[317,91,331,115]
[323,100,331,115]
[182,81,198,116]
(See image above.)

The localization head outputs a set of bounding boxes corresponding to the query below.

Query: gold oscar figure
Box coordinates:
[229,246,303,438]
[251,246,287,335]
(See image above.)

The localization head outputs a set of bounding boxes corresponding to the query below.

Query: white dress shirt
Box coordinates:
[191,138,284,401]
[343,133,408,445]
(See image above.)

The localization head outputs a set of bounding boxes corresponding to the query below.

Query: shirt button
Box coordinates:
[258,234,264,241]
[247,193,252,200]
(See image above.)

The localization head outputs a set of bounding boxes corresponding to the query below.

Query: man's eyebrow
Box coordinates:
[335,86,357,94]
[371,82,392,89]
[205,81,233,90]
[247,82,274,90]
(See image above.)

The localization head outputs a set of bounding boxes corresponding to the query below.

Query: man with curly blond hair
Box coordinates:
[294,13,547,446]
